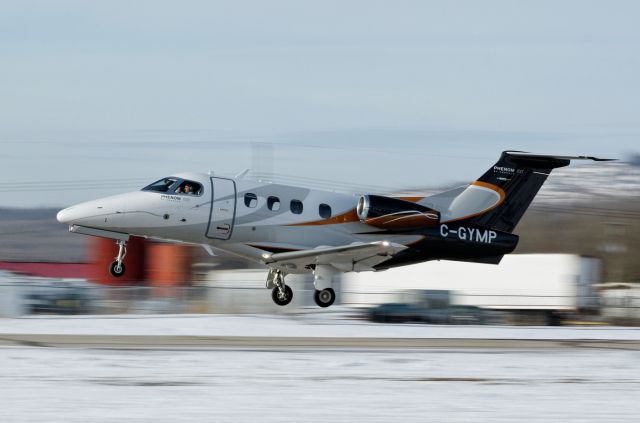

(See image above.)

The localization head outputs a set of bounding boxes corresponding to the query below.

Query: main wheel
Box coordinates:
[109,261,126,278]
[314,288,336,308]
[271,285,293,306]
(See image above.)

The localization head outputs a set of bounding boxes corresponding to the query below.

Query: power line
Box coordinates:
[7,177,147,186]
[0,178,149,193]
[530,205,640,219]
[2,174,639,219]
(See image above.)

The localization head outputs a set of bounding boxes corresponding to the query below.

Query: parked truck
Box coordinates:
[343,254,601,325]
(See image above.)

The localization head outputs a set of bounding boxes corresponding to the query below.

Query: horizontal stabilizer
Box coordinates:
[504,151,616,162]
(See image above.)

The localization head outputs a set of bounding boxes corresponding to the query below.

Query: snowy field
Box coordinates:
[2,346,640,422]
[1,314,640,422]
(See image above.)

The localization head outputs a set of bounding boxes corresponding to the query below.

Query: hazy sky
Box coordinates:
[1,1,639,207]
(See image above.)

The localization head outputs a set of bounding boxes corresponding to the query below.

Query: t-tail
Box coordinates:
[442,151,614,233]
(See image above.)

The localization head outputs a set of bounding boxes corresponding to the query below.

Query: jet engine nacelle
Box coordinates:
[356,195,440,230]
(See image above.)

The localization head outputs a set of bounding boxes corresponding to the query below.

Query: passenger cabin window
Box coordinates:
[268,196,281,211]
[290,199,303,214]
[319,203,332,219]
[142,177,178,193]
[245,193,258,208]
[174,180,203,195]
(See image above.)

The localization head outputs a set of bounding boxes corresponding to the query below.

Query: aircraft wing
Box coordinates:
[263,241,407,272]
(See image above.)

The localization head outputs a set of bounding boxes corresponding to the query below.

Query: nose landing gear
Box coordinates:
[109,240,127,278]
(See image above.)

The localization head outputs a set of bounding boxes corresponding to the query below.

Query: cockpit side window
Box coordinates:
[174,180,203,196]
[142,177,178,193]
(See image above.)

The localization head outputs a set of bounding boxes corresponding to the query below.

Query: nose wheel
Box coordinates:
[108,240,127,278]
[109,261,126,277]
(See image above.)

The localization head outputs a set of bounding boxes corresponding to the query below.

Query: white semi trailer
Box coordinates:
[342,254,600,313]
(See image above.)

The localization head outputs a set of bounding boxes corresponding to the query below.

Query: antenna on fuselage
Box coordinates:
[251,142,274,178]
[235,169,250,179]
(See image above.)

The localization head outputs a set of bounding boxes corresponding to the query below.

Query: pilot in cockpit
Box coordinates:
[175,182,196,195]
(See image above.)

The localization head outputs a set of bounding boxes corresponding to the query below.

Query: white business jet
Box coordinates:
[57,151,609,308]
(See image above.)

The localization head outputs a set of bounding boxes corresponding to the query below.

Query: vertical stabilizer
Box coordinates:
[443,151,612,233]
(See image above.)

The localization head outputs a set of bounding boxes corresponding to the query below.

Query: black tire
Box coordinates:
[313,288,336,308]
[109,261,126,278]
[271,285,293,306]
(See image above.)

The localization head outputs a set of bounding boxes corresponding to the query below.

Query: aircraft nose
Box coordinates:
[56,207,77,224]
[56,194,130,227]
[56,203,101,225]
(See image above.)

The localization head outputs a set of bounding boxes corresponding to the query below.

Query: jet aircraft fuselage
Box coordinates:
[57,151,610,307]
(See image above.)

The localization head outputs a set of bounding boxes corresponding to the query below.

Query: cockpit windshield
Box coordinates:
[142,177,203,196]
[142,177,178,193]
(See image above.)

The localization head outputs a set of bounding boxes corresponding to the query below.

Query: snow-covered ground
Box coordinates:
[1,314,640,422]
[2,345,639,422]
[1,312,640,340]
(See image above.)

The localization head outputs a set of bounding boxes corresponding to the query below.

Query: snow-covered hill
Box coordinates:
[535,162,640,205]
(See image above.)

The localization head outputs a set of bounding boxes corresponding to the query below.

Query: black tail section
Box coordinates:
[467,151,611,233]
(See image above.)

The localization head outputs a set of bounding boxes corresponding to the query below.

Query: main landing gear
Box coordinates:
[267,269,293,306]
[266,265,337,308]
[313,288,336,308]
[312,265,336,308]
[108,240,127,278]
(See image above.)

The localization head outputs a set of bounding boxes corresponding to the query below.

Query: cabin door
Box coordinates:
[206,177,237,240]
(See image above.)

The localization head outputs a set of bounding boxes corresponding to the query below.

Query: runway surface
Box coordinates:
[1,333,640,350]
[2,312,640,339]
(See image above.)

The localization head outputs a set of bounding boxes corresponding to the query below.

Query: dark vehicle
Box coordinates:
[25,289,92,315]
[368,303,424,323]
[366,290,495,325]
[367,302,487,324]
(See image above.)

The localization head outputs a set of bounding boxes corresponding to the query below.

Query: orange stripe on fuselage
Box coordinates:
[287,208,360,226]
[286,197,424,227]
[471,180,506,201]
[443,180,506,223]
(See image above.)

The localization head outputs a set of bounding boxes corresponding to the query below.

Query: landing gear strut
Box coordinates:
[268,269,293,306]
[313,265,337,308]
[109,240,127,278]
